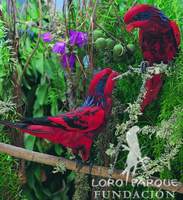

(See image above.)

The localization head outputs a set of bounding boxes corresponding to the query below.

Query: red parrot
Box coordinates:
[124,4,180,111]
[0,68,118,161]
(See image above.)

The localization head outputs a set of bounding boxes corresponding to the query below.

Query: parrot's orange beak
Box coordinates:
[126,24,135,32]
[125,20,148,32]
[111,70,119,79]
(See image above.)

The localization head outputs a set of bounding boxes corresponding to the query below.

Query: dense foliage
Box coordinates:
[0,0,182,199]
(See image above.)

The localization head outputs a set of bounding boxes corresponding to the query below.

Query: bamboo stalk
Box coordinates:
[0,142,183,194]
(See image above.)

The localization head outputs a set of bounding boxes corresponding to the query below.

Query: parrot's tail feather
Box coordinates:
[0,120,26,129]
[0,120,48,134]
[141,74,163,111]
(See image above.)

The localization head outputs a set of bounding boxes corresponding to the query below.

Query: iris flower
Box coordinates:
[51,30,88,70]
[61,53,76,69]
[52,42,66,54]
[40,32,52,42]
[69,30,88,47]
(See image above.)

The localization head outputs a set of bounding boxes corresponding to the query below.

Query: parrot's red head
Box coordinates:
[84,68,118,113]
[124,4,168,32]
[88,68,118,98]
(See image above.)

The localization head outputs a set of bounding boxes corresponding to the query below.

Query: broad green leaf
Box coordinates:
[27,169,36,190]
[24,134,36,150]
[36,139,44,153]
[67,172,76,183]
[29,3,39,20]
[25,37,33,53]
[35,84,48,106]
[34,166,41,181]
[32,53,44,75]
[51,101,58,116]
[44,60,54,78]
[33,106,44,117]
[54,144,63,156]
[22,77,32,90]
[0,70,5,78]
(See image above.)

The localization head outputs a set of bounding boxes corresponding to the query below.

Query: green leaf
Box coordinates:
[29,3,39,20]
[51,101,58,116]
[31,53,44,75]
[35,84,48,106]
[25,37,32,53]
[34,185,45,200]
[42,188,52,197]
[22,77,32,90]
[27,170,36,190]
[33,106,44,117]
[24,134,36,150]
[36,139,44,153]
[34,166,41,181]
[0,70,5,78]
[67,172,76,183]
[23,187,35,200]
[44,59,54,78]
[54,144,63,156]
[16,63,23,79]
[0,78,3,97]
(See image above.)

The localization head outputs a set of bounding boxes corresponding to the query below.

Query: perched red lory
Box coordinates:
[124,4,180,111]
[0,68,118,161]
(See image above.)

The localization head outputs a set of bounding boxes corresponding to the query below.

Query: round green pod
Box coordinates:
[106,38,115,49]
[113,44,124,57]
[93,29,104,41]
[127,44,135,53]
[95,37,106,49]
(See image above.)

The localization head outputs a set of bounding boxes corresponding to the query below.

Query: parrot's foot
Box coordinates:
[75,157,84,172]
[75,158,94,174]
[140,61,149,73]
[87,161,94,174]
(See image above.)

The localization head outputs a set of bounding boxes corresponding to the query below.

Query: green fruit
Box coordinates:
[93,29,104,41]
[127,44,135,53]
[106,38,115,49]
[95,38,106,49]
[113,44,124,57]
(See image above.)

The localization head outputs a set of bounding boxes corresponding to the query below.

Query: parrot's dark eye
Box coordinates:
[133,11,152,21]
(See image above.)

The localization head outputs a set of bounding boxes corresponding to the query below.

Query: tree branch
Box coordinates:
[0,142,183,194]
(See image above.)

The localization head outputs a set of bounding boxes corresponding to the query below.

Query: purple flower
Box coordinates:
[52,42,66,54]
[61,53,76,69]
[69,30,88,48]
[40,32,52,42]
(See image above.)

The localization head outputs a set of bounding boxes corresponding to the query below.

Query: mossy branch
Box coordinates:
[0,142,183,194]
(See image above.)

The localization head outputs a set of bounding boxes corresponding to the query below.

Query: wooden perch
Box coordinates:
[0,142,183,194]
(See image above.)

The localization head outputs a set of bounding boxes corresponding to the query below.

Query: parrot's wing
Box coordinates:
[0,106,105,135]
[0,107,105,162]
[48,106,105,134]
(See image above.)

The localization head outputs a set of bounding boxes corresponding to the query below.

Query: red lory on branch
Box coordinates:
[0,68,118,161]
[124,4,180,111]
